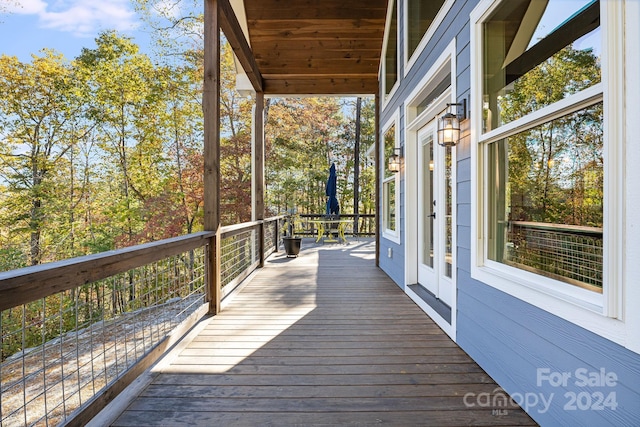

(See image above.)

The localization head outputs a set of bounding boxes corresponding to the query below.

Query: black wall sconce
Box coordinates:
[388,147,403,173]
[437,100,467,147]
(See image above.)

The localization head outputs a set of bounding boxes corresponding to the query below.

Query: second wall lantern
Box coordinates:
[388,147,402,173]
[437,101,466,147]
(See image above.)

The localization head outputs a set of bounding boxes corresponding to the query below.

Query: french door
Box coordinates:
[417,122,454,307]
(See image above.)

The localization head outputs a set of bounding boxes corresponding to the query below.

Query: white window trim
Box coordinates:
[404,39,456,127]
[382,111,401,244]
[470,0,629,348]
[403,0,455,77]
[624,0,640,354]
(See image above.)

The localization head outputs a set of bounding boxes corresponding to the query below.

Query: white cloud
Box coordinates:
[5,0,47,14]
[8,0,139,37]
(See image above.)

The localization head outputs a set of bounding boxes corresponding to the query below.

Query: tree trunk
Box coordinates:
[353,97,361,235]
[30,198,42,266]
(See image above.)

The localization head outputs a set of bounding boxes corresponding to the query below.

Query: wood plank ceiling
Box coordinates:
[241,0,388,95]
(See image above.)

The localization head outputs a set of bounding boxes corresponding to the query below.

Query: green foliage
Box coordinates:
[0,31,208,269]
[0,49,90,265]
[265,97,376,217]
[0,24,377,272]
[499,46,603,228]
[0,247,27,271]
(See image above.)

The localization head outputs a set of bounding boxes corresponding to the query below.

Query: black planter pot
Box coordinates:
[283,237,302,257]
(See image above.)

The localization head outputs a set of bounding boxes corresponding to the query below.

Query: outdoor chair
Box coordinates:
[322,214,340,243]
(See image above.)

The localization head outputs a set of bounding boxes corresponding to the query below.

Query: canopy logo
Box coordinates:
[463,387,553,415]
[463,367,618,415]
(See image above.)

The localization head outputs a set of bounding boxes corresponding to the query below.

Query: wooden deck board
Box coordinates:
[122,395,511,412]
[111,240,537,426]
[112,410,537,427]
[149,372,496,386]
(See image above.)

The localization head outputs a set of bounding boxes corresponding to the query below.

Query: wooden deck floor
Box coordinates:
[109,239,537,426]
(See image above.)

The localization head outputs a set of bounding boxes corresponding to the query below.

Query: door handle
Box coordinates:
[428,212,436,219]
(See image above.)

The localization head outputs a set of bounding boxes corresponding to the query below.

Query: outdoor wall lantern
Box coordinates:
[437,101,466,147]
[388,147,403,173]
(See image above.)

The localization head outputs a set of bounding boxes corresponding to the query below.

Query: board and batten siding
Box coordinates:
[381,0,640,425]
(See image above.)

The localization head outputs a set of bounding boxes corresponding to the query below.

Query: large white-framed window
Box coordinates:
[382,113,400,243]
[470,0,626,343]
[381,0,399,104]
[403,0,454,75]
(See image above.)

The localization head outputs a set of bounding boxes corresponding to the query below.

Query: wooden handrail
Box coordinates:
[0,232,214,312]
[220,220,261,238]
[298,213,375,218]
[264,214,286,223]
[220,215,285,238]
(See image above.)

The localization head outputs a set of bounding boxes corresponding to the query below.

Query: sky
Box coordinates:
[0,0,154,62]
[529,0,597,49]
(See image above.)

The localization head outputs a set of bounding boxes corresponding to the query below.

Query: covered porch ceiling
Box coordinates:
[229,0,388,95]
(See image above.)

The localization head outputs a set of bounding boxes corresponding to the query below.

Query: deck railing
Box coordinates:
[506,221,603,291]
[297,213,376,237]
[0,216,283,427]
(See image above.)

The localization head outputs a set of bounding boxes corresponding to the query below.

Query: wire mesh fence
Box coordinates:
[220,230,258,289]
[263,219,278,256]
[1,248,206,427]
[507,221,603,290]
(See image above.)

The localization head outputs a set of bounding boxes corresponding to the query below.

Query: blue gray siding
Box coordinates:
[378,169,405,287]
[457,272,640,426]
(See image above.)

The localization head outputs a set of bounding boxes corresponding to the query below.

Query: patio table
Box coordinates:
[309,218,351,243]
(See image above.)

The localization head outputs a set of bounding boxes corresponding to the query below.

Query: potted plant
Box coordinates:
[282,214,302,257]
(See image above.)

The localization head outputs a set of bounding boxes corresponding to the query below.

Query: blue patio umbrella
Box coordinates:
[326,163,340,215]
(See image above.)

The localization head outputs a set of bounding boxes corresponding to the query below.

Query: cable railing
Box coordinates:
[506,221,603,292]
[297,213,376,238]
[0,216,284,427]
[218,216,283,300]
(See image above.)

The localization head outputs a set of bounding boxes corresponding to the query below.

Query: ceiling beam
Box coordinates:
[263,77,379,95]
[218,0,263,92]
[251,39,382,51]
[249,28,384,39]
[257,60,379,75]
[244,7,386,20]
[248,19,385,33]
[244,0,387,17]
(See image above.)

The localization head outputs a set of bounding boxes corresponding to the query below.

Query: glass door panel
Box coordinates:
[417,121,454,307]
[422,133,434,268]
